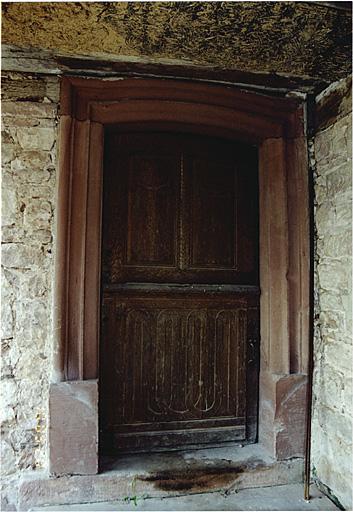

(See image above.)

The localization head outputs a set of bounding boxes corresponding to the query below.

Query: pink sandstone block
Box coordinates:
[49,380,98,476]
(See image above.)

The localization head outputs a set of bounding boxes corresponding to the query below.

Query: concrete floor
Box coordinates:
[32,483,338,511]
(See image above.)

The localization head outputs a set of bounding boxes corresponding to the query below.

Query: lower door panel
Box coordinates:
[100,287,259,453]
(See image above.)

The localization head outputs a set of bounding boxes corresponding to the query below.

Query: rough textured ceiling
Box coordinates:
[2,2,352,83]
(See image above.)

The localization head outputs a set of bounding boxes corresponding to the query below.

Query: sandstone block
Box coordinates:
[49,380,98,476]
[274,375,307,459]
[259,372,307,459]
[18,457,304,511]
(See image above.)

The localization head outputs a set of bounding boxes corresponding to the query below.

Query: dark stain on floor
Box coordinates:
[140,459,266,491]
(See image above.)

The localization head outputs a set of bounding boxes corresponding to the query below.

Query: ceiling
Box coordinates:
[2,2,352,86]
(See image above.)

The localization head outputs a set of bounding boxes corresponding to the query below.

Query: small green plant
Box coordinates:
[122,476,146,507]
[123,495,139,507]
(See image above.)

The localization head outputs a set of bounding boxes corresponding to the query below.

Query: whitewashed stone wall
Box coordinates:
[1,73,59,510]
[312,77,352,510]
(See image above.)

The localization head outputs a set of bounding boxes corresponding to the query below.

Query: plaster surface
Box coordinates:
[2,2,351,83]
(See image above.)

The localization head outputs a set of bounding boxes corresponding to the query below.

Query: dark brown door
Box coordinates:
[100,131,259,453]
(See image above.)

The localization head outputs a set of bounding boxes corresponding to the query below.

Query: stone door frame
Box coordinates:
[49,76,309,475]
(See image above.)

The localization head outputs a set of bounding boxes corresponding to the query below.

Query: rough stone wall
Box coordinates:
[2,69,352,511]
[312,76,352,510]
[1,73,59,510]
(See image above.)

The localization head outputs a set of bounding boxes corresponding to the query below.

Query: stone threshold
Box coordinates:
[30,484,339,512]
[19,444,304,511]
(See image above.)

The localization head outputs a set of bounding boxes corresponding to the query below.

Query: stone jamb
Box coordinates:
[49,76,310,475]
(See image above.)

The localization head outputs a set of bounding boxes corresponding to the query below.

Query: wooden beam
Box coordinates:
[2,44,329,95]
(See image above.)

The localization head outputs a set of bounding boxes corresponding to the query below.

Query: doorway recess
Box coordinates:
[49,76,309,476]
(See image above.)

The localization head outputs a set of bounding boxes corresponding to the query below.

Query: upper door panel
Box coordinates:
[102,131,258,286]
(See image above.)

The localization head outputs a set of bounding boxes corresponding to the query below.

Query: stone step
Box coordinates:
[30,483,338,511]
[19,445,305,511]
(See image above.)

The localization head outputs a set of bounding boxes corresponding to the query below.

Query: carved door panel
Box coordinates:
[100,131,259,453]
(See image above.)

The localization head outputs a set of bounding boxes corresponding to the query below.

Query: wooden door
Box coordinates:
[100,131,259,453]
